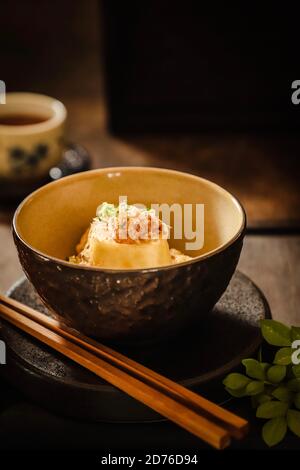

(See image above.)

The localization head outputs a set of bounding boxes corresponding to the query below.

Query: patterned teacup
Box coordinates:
[0,93,66,181]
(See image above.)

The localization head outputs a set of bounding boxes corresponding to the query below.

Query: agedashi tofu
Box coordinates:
[69,202,192,269]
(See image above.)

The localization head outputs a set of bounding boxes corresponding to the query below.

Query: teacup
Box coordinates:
[0,92,66,181]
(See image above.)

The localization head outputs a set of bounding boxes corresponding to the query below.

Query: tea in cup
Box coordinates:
[0,92,67,182]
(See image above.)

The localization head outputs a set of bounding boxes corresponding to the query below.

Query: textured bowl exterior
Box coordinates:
[13,230,244,344]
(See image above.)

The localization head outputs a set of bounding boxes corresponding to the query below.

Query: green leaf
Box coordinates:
[292,364,300,378]
[260,320,291,347]
[245,380,265,396]
[267,365,286,384]
[261,363,271,373]
[291,343,300,367]
[242,358,266,380]
[256,401,289,419]
[257,394,273,405]
[287,409,300,437]
[252,393,272,408]
[262,417,287,447]
[272,385,293,402]
[223,373,250,390]
[274,348,292,365]
[294,393,300,410]
[287,378,300,392]
[291,326,300,341]
[225,387,246,398]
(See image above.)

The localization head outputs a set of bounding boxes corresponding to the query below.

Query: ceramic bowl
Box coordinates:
[13,167,246,344]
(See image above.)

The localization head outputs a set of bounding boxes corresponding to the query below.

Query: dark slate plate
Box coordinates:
[0,271,270,423]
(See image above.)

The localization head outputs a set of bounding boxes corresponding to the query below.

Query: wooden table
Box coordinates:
[0,0,299,450]
[1,103,299,324]
[1,83,300,452]
[0,224,299,452]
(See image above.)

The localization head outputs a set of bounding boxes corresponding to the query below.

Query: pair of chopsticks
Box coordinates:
[0,293,248,449]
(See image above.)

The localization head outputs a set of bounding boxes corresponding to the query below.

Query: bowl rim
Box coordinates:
[13,166,247,273]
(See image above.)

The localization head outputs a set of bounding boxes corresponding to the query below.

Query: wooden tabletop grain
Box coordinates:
[0,1,299,453]
[0,91,299,326]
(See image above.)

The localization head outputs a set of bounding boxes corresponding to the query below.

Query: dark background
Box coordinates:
[0,0,300,453]
[0,0,299,228]
[103,2,300,132]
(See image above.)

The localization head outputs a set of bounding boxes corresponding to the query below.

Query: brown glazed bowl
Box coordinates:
[13,167,246,344]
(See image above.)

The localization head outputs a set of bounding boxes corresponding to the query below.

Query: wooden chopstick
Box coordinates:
[0,300,230,450]
[0,293,248,440]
